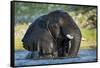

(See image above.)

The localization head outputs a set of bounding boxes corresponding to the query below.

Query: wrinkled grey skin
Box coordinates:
[22,10,82,59]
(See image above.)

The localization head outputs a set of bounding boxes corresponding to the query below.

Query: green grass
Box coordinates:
[14,23,97,50]
[15,23,29,50]
[80,28,96,49]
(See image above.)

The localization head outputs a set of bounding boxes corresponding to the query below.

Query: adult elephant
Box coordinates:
[22,10,82,59]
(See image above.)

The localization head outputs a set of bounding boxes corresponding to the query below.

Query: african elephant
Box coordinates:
[22,10,82,59]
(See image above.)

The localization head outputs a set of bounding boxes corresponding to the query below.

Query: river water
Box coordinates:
[15,49,97,67]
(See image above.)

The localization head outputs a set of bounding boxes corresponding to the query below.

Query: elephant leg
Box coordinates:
[26,51,39,59]
[63,40,69,56]
[52,43,58,58]
[58,45,65,57]
[58,47,63,57]
[27,40,40,59]
[57,39,63,57]
[57,39,67,57]
[62,45,66,57]
[65,43,69,53]
[68,34,81,57]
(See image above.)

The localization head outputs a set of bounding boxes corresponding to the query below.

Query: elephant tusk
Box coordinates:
[66,34,74,39]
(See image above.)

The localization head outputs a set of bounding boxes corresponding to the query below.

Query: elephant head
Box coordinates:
[47,10,82,57]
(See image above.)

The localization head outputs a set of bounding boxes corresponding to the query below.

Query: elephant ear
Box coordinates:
[38,21,47,29]
[38,15,48,29]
